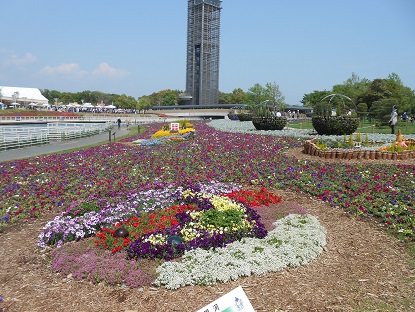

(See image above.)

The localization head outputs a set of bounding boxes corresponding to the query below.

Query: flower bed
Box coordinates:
[2,119,415,292]
[48,183,324,288]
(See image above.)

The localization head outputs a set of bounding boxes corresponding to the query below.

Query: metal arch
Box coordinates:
[319,93,356,110]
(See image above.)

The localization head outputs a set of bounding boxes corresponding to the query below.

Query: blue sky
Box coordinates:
[1,0,414,104]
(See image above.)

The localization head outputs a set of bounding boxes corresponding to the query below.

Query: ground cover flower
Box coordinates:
[51,240,155,287]
[154,213,327,289]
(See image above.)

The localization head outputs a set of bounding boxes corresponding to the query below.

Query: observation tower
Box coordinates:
[184,0,222,105]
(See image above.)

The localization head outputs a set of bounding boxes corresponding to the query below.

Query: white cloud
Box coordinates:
[38,62,128,79]
[91,62,129,78]
[5,52,37,66]
[39,63,87,77]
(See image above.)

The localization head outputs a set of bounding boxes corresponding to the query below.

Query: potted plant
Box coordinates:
[311,94,359,135]
[250,101,287,130]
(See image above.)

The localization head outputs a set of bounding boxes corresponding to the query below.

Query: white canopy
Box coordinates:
[0,86,49,105]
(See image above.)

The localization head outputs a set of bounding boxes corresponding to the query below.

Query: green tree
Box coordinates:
[159,89,179,106]
[360,79,393,111]
[301,90,331,107]
[264,82,286,112]
[332,73,370,107]
[247,83,266,105]
[137,96,151,113]
[219,88,250,104]
[370,98,399,125]
[148,89,181,106]
[356,102,368,119]
[218,91,231,104]
[386,73,415,114]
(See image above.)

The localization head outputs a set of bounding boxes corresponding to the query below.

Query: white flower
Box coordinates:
[154,214,326,290]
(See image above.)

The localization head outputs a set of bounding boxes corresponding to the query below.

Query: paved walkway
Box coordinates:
[0,126,131,162]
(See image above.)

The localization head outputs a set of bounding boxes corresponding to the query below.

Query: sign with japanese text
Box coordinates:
[170,123,180,131]
[195,286,255,312]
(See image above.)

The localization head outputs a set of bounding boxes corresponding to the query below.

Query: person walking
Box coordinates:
[389,106,398,134]
[117,118,121,130]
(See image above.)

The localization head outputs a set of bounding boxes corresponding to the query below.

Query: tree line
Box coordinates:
[41,82,286,113]
[301,73,415,124]
[41,72,414,123]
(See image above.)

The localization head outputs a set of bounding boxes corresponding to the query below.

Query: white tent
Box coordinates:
[0,86,49,106]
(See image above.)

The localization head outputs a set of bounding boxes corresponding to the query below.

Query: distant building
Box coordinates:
[0,86,49,108]
[185,0,222,105]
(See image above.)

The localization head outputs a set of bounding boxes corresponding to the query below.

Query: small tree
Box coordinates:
[370,99,399,126]
[264,82,286,112]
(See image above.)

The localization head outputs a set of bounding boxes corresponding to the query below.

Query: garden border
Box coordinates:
[303,140,415,161]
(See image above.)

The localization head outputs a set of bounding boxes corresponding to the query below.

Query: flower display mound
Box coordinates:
[154,214,327,290]
[39,181,241,249]
[50,184,324,289]
[151,122,194,139]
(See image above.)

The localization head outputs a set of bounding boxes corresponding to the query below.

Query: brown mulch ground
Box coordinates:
[1,149,415,312]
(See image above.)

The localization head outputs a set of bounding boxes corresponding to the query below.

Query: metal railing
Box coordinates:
[0,115,204,124]
[0,122,111,151]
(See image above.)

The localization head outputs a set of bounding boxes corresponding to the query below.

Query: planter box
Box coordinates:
[252,116,287,131]
[303,140,414,161]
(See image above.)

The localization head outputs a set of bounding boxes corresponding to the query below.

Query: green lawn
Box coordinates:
[289,118,415,135]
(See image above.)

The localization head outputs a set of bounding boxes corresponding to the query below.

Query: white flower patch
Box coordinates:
[154,214,327,289]
[207,119,415,145]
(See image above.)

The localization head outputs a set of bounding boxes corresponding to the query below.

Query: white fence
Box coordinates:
[0,123,111,151]
[0,115,203,124]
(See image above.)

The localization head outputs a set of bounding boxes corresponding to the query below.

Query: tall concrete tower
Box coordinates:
[185,0,222,105]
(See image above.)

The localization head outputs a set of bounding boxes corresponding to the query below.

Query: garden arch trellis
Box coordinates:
[319,93,357,113]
